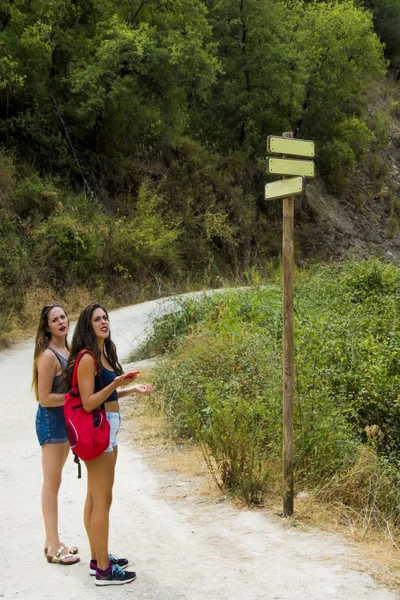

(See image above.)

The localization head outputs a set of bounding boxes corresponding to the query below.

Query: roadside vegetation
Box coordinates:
[133,258,400,543]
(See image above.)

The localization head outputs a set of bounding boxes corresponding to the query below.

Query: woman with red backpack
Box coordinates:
[64,302,154,586]
[33,303,80,566]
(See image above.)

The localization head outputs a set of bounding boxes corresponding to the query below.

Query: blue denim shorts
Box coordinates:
[35,404,68,446]
[105,412,121,452]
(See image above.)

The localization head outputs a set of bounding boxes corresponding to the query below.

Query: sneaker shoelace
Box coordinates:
[111,563,126,577]
[109,553,118,563]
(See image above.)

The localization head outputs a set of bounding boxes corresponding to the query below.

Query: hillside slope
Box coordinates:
[298,77,400,262]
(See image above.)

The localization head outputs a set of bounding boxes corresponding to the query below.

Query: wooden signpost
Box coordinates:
[265,132,315,517]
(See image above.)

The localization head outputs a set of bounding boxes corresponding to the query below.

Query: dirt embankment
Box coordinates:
[296,77,400,263]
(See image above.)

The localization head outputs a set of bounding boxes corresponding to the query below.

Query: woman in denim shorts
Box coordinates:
[33,304,80,566]
[64,302,154,586]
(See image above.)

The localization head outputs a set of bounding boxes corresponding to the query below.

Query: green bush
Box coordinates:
[32,212,103,284]
[0,211,28,332]
[11,175,60,218]
[131,292,229,360]
[151,260,400,509]
[0,149,16,207]
[104,181,182,282]
[154,321,282,504]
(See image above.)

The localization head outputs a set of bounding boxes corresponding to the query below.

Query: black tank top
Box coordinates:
[48,347,68,394]
[95,367,119,403]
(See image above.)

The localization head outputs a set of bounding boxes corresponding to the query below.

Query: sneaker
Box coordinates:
[89,553,129,575]
[94,563,136,586]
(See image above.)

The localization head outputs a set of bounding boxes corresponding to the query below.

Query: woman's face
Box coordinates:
[47,306,68,339]
[91,307,110,341]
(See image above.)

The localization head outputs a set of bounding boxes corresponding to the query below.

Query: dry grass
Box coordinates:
[123,395,400,594]
[3,284,134,347]
[2,285,57,345]
[122,398,221,500]
[2,284,94,346]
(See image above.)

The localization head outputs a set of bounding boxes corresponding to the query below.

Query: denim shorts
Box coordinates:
[35,404,68,446]
[105,412,121,452]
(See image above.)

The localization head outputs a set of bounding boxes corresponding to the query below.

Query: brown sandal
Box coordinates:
[46,545,80,565]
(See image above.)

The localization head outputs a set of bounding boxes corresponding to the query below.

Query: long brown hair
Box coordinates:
[32,303,69,401]
[64,302,123,392]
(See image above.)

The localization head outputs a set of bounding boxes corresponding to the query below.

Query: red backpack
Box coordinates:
[64,350,110,469]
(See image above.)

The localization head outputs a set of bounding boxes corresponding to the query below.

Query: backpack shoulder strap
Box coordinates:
[72,349,96,388]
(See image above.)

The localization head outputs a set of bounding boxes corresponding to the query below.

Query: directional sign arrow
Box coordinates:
[267,136,315,158]
[264,176,304,200]
[266,157,315,178]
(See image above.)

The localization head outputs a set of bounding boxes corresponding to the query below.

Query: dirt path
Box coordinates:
[0,298,399,600]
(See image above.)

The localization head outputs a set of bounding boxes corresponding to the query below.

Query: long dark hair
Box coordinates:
[32,303,69,401]
[64,302,123,391]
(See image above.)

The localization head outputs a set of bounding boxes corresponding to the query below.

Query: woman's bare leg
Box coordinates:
[41,441,74,560]
[84,451,116,569]
[84,490,95,559]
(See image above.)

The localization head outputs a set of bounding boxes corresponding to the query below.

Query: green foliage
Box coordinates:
[67,5,220,157]
[295,260,400,463]
[0,148,16,206]
[193,0,299,152]
[32,212,102,284]
[102,180,182,280]
[11,175,60,218]
[320,119,375,193]
[296,1,386,192]
[151,260,400,507]
[340,257,399,300]
[371,111,391,149]
[370,154,389,192]
[131,292,225,360]
[389,100,400,118]
[0,210,28,332]
[363,0,400,67]
[129,181,182,268]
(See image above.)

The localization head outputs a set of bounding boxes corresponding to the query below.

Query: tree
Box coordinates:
[191,0,386,191]
[69,2,220,158]
[362,0,400,68]
[296,1,386,191]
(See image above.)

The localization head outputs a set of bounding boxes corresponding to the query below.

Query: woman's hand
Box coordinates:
[117,382,156,398]
[131,384,155,394]
[113,374,137,388]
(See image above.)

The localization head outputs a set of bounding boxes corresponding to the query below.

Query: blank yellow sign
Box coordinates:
[265,177,304,200]
[267,136,315,158]
[266,157,315,178]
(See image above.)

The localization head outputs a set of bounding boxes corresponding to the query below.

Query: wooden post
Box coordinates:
[282,131,294,517]
[266,132,314,516]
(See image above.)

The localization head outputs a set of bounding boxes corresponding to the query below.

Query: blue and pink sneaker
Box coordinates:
[94,559,136,587]
[89,553,130,576]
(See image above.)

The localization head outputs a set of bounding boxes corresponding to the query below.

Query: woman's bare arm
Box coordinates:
[77,352,127,412]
